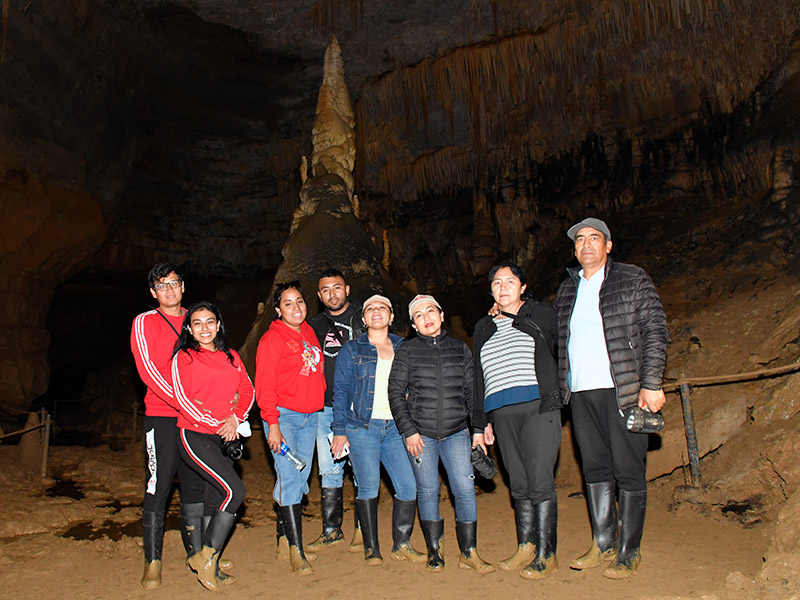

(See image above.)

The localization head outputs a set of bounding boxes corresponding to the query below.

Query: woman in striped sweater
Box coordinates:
[171,301,254,591]
[472,261,561,580]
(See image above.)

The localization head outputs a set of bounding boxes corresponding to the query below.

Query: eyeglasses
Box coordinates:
[153,280,182,292]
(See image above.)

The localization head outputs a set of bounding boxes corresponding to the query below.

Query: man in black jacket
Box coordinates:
[307,269,365,551]
[555,218,667,579]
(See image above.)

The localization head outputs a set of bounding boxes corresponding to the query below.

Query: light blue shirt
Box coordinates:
[568,269,614,391]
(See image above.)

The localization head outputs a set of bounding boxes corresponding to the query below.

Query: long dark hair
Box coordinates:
[173,301,235,365]
[273,280,303,308]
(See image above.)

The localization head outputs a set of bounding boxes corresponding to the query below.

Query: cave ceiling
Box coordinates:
[3,0,800,409]
[4,0,799,278]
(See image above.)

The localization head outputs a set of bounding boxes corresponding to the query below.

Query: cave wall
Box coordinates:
[1,0,800,411]
[0,161,106,410]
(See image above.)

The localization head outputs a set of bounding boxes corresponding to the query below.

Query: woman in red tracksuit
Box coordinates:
[171,301,254,592]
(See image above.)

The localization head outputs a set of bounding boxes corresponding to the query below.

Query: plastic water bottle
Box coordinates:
[279,442,306,471]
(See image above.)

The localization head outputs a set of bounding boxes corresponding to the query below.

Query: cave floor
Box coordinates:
[0,439,768,600]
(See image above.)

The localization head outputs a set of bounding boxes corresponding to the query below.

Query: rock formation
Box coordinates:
[240,35,410,370]
[0,160,105,411]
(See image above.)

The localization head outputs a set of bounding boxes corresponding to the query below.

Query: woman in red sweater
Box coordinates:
[255,281,325,576]
[171,301,254,591]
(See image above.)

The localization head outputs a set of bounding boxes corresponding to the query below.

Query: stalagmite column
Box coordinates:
[240,36,410,369]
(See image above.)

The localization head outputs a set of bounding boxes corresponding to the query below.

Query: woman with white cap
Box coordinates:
[388,294,494,574]
[331,294,425,567]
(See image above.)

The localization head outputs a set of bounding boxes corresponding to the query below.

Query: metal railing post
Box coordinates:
[41,411,51,477]
[679,383,702,486]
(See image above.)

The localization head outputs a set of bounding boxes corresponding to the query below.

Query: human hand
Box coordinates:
[638,388,666,412]
[487,302,500,317]
[216,415,239,442]
[331,435,349,459]
[267,423,284,453]
[406,433,425,457]
[484,423,495,445]
[472,433,487,454]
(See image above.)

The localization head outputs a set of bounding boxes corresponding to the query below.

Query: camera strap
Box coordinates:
[155,309,181,338]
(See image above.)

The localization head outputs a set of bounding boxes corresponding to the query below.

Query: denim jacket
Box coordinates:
[332,332,404,435]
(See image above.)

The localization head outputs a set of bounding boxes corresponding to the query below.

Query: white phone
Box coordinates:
[327,431,350,459]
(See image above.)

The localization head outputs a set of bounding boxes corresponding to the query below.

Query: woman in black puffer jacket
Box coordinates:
[388,295,494,575]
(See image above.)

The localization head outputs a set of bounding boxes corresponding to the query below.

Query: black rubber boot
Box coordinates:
[278,504,313,575]
[390,498,425,562]
[201,513,235,584]
[420,519,445,572]
[571,481,618,570]
[520,499,558,579]
[308,487,344,550]
[141,510,165,589]
[180,503,204,558]
[498,498,535,570]
[455,520,495,574]
[356,497,383,565]
[187,510,236,591]
[275,503,288,560]
[603,489,647,579]
[349,493,363,552]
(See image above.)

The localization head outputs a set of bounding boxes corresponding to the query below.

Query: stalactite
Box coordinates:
[308,0,364,33]
[353,0,792,201]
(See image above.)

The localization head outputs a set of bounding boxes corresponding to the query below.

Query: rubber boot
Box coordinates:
[275,504,289,560]
[183,504,236,576]
[456,520,495,574]
[349,496,363,553]
[390,498,426,562]
[356,497,383,565]
[201,514,236,585]
[498,498,535,570]
[419,519,445,572]
[521,499,558,580]
[308,487,344,550]
[603,489,646,579]
[187,510,236,591]
[141,510,165,590]
[570,481,618,570]
[279,504,314,575]
[276,505,316,562]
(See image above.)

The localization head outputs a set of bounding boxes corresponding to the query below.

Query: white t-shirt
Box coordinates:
[371,356,394,420]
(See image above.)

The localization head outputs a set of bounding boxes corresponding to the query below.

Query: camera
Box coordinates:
[625,407,664,433]
[221,439,244,460]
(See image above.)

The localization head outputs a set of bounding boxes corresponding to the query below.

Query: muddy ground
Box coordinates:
[3,258,800,599]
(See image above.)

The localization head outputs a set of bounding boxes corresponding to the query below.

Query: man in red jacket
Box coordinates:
[130,263,205,589]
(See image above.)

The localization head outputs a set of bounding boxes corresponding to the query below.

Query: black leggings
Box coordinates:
[178,429,246,515]
[493,399,561,504]
[143,416,205,512]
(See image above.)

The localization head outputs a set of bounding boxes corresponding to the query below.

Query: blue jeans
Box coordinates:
[347,419,416,501]
[411,429,477,522]
[316,406,345,488]
[265,408,317,506]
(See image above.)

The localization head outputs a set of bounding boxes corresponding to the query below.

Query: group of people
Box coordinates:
[130,216,668,592]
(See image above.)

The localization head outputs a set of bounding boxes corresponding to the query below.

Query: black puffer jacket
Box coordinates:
[388,331,474,439]
[555,258,668,411]
[473,299,560,430]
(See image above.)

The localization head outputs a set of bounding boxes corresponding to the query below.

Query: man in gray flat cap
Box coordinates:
[554,217,668,579]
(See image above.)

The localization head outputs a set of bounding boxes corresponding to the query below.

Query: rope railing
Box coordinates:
[663,359,800,392]
[0,421,45,441]
[0,409,52,476]
[661,358,800,488]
